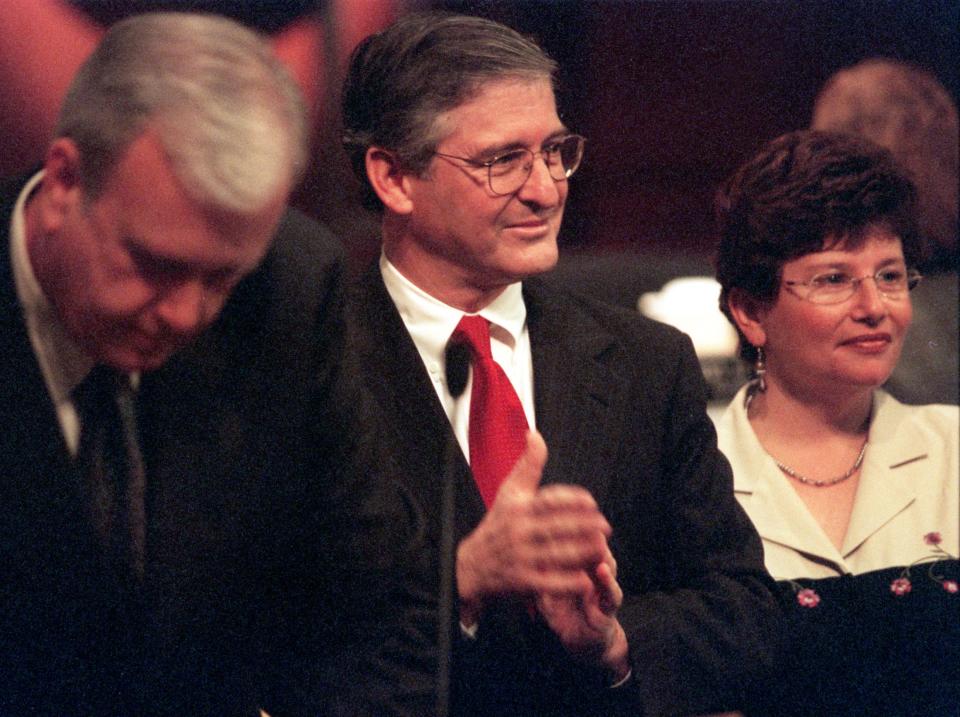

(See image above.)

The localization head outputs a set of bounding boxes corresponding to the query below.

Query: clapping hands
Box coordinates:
[456,431,629,677]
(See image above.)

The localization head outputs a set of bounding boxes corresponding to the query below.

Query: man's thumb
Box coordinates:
[502,430,548,495]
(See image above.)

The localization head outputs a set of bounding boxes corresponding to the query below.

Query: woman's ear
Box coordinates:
[727,287,769,348]
[365,146,414,215]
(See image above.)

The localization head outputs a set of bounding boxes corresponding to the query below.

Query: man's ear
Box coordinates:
[726,287,769,348]
[37,138,84,233]
[365,146,414,215]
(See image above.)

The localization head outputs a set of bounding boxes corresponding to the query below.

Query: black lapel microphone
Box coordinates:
[445,341,471,400]
[437,338,470,717]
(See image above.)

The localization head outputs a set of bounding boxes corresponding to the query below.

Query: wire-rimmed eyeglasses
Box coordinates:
[432,134,585,196]
[783,267,922,305]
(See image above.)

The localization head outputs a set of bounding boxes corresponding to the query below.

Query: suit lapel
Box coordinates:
[0,181,77,480]
[349,268,486,540]
[0,285,82,508]
[724,396,845,563]
[524,280,627,503]
[350,273,631,533]
[843,392,925,556]
[0,218,101,578]
[744,459,844,565]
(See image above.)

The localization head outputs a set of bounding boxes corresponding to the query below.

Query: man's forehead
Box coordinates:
[432,76,561,148]
[462,73,555,102]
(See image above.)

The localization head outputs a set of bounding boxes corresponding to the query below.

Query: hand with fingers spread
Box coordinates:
[536,545,630,681]
[456,431,613,628]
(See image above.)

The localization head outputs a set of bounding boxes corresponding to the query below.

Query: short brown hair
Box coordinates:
[714,130,920,361]
[341,12,557,211]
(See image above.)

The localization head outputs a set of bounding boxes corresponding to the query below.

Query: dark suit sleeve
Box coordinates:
[300,252,436,716]
[612,328,782,715]
[295,353,438,717]
[457,284,780,716]
[211,211,432,716]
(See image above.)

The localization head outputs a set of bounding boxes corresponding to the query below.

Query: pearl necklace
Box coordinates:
[773,440,868,487]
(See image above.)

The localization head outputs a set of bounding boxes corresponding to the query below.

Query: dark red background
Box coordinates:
[2,1,956,268]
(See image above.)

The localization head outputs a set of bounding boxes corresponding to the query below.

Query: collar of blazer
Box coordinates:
[727,388,927,561]
[844,390,929,554]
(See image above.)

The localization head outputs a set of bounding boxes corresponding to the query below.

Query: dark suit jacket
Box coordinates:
[346,266,783,716]
[0,178,421,716]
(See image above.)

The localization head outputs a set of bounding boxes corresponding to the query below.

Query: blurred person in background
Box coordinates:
[0,12,420,714]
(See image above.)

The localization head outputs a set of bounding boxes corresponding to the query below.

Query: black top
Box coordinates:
[748,560,960,716]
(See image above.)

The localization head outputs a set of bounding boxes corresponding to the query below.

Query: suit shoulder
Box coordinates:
[226,209,347,327]
[877,391,960,436]
[271,207,346,271]
[530,278,693,349]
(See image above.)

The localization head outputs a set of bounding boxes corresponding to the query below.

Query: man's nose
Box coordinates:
[516,155,561,207]
[155,279,207,335]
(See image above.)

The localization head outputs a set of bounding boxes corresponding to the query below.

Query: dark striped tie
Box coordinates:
[74,366,147,582]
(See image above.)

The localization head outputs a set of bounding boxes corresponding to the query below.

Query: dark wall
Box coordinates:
[2,1,956,268]
[437,1,958,261]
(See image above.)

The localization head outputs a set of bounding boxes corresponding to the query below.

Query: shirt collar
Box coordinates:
[11,170,96,402]
[380,253,526,355]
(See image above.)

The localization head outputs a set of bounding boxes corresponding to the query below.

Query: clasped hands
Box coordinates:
[456,431,629,682]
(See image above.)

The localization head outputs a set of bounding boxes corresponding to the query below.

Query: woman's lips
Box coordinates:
[840,332,892,353]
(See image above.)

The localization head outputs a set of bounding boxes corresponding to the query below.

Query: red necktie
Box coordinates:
[451,315,529,507]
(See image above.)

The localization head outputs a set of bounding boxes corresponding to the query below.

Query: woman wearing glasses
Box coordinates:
[712,130,958,715]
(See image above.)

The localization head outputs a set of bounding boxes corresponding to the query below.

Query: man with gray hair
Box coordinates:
[0,11,417,714]
[343,12,780,716]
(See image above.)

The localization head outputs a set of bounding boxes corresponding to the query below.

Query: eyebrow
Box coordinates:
[125,239,191,275]
[472,128,570,159]
[802,256,907,272]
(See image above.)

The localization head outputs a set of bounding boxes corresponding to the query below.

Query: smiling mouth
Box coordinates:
[506,218,554,235]
[841,334,892,351]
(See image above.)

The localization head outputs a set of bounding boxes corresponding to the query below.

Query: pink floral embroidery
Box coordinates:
[787,533,956,606]
[896,530,957,595]
[890,577,912,596]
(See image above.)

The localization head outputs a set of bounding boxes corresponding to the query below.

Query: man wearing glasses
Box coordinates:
[342,12,780,716]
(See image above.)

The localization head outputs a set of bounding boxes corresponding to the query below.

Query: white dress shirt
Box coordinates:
[380,254,536,464]
[10,171,94,455]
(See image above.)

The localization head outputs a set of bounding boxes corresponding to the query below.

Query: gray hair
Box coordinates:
[812,58,958,257]
[341,12,557,211]
[55,12,308,214]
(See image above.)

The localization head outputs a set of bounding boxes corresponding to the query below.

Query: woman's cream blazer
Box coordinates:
[716,387,958,580]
